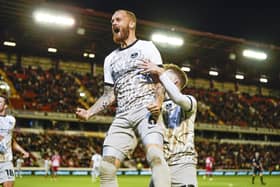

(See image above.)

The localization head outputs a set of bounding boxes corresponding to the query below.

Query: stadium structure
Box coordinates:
[0,0,279,179]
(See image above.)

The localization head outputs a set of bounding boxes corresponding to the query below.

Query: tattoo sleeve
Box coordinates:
[87,85,115,118]
[155,82,165,106]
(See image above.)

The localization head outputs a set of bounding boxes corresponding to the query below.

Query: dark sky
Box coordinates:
[49,0,280,46]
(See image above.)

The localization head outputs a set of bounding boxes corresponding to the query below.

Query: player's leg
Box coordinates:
[2,181,14,187]
[252,168,256,184]
[100,117,137,187]
[149,178,155,187]
[133,107,170,187]
[99,154,121,187]
[53,167,58,180]
[0,162,15,187]
[19,166,22,178]
[91,168,96,181]
[44,168,46,177]
[96,166,101,179]
[170,163,197,187]
[209,169,213,181]
[140,124,170,187]
[15,166,18,177]
[51,167,54,179]
[144,135,170,187]
[259,172,266,185]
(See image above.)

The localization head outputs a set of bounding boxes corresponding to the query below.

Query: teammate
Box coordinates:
[76,9,170,187]
[51,151,61,180]
[44,156,51,178]
[91,151,102,182]
[139,62,198,187]
[204,154,215,181]
[252,152,266,185]
[0,92,29,187]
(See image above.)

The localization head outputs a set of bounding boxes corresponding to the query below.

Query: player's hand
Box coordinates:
[138,60,164,75]
[75,107,90,120]
[147,102,161,121]
[23,152,29,158]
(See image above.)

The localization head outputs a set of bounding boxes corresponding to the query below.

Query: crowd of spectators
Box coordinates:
[14,132,103,168]
[13,132,280,171]
[5,64,80,112]
[196,140,279,171]
[1,61,279,129]
[183,88,280,129]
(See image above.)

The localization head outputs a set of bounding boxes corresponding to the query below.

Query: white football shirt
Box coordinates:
[104,40,162,114]
[0,115,15,162]
[91,153,102,168]
[161,95,197,165]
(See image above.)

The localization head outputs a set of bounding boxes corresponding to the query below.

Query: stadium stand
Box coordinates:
[0,1,279,176]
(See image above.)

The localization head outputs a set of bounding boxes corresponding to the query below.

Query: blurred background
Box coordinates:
[0,0,279,178]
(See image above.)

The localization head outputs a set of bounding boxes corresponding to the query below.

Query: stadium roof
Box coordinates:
[0,1,279,90]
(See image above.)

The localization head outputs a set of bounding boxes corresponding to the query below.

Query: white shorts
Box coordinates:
[0,161,15,184]
[170,163,197,187]
[92,167,100,176]
[103,106,164,161]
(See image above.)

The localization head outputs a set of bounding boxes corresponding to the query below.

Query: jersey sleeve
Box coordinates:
[8,115,16,129]
[103,55,114,85]
[147,41,163,65]
[159,72,197,113]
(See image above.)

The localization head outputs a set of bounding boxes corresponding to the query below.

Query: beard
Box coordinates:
[112,26,130,44]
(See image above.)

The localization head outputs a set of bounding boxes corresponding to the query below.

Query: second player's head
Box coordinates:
[111,9,137,44]
[164,64,188,90]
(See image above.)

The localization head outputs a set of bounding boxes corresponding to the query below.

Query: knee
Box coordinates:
[146,146,164,167]
[99,156,118,178]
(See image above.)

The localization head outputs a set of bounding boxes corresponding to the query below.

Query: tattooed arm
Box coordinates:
[147,77,165,122]
[76,84,115,120]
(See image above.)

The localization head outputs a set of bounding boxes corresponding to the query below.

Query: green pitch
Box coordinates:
[14,175,279,187]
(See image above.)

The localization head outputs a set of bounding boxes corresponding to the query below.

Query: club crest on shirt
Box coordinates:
[130,52,139,59]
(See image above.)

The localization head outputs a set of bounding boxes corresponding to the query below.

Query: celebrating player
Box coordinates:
[139,62,198,187]
[75,9,170,187]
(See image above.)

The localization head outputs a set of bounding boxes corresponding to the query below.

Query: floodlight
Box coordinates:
[33,10,75,27]
[259,77,268,83]
[48,48,57,53]
[88,53,95,58]
[181,67,191,72]
[242,49,267,60]
[151,33,184,47]
[209,70,218,76]
[79,92,86,97]
[235,74,244,80]
[3,41,16,47]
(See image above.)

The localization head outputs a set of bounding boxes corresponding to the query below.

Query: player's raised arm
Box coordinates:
[158,70,196,112]
[75,84,115,120]
[139,61,196,112]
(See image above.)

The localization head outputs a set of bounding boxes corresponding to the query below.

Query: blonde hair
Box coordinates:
[163,64,188,89]
[114,9,137,28]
